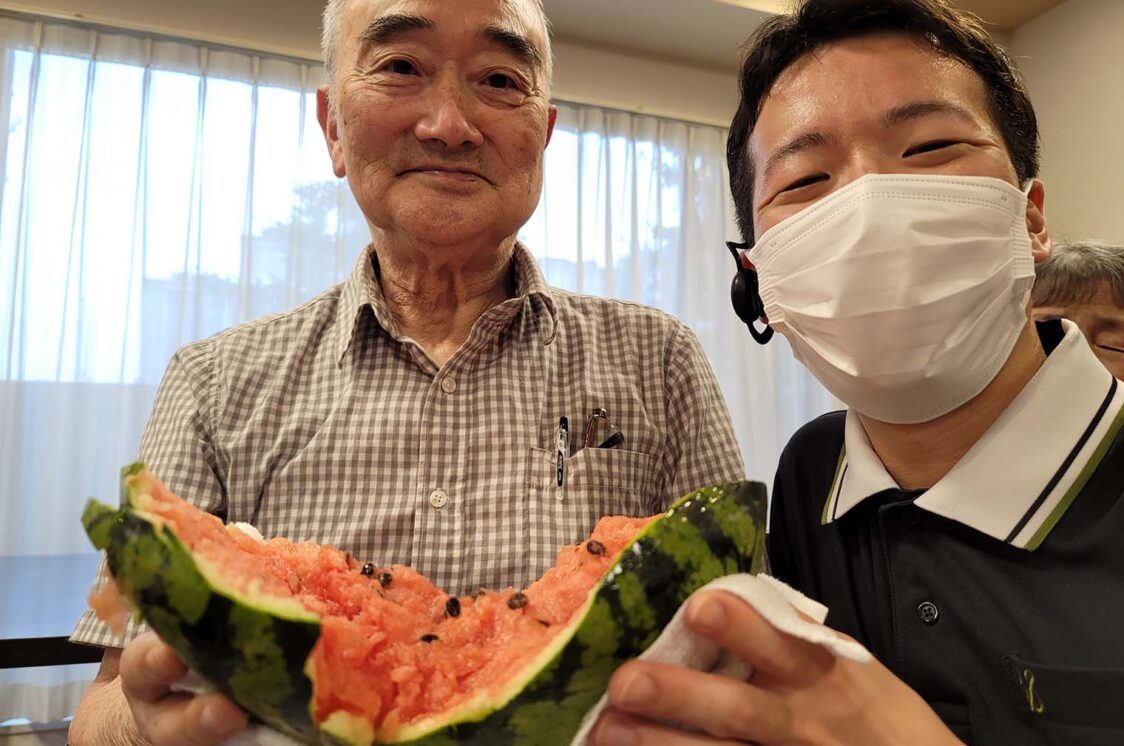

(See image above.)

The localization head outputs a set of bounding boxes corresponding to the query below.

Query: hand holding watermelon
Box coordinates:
[118,631,250,745]
[590,591,962,745]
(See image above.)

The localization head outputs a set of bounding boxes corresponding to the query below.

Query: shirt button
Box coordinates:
[917,601,940,625]
[428,489,448,509]
[440,376,457,394]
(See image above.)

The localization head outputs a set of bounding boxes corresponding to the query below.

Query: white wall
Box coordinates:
[552,39,736,126]
[1011,0,1124,245]
[0,0,739,126]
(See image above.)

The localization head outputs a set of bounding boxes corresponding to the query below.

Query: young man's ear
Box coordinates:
[1025,179,1051,263]
[317,85,347,179]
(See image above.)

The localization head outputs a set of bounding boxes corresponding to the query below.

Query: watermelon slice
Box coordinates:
[83,463,765,745]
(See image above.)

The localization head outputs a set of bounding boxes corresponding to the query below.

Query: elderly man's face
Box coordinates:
[748,33,1046,250]
[320,0,556,250]
[1034,284,1124,378]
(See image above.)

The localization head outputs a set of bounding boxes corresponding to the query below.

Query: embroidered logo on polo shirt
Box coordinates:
[1019,667,1046,715]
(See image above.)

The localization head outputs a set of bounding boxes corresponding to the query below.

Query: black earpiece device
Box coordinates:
[727,240,774,345]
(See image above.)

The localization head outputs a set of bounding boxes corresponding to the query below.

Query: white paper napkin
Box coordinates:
[569,573,873,745]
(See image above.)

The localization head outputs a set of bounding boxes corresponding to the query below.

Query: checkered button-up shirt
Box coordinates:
[72,243,745,647]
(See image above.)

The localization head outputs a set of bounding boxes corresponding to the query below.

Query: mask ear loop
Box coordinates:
[727,241,774,345]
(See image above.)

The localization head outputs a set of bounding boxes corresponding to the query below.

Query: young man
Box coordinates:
[1033,240,1124,378]
[593,1,1123,744]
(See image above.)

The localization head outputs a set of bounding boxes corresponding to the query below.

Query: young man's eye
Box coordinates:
[781,174,827,193]
[904,140,959,156]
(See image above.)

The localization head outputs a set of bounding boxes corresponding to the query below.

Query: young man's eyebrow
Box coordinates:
[479,23,544,70]
[762,131,833,184]
[882,100,978,127]
[358,13,435,46]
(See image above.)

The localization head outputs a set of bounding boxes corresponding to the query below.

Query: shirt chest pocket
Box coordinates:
[1005,653,1124,744]
[523,446,660,583]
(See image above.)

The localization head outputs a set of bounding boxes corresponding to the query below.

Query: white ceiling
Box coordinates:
[544,0,1069,72]
[544,0,773,72]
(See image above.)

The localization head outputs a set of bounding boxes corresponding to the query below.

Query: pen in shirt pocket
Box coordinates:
[555,416,569,489]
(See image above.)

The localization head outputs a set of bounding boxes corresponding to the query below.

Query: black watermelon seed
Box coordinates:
[508,592,527,610]
[586,540,606,556]
[361,562,375,577]
[537,619,551,627]
[419,634,439,643]
[445,597,461,617]
[378,572,393,587]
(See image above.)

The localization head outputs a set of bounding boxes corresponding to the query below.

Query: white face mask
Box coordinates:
[753,174,1036,424]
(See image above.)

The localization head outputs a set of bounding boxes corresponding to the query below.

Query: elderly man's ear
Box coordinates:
[316,85,347,179]
[1026,179,1051,263]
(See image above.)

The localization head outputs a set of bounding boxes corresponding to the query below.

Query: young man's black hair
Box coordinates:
[726,0,1039,242]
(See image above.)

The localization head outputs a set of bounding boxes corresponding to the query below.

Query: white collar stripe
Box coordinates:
[820,321,1119,549]
[1015,382,1124,549]
[822,446,848,525]
[1006,377,1119,543]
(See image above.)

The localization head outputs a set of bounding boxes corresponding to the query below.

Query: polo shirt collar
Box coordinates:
[333,241,558,364]
[823,320,1124,550]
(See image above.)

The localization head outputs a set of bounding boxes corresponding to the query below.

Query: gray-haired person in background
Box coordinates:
[1033,240,1124,379]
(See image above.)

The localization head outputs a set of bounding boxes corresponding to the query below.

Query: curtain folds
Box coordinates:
[0,12,836,723]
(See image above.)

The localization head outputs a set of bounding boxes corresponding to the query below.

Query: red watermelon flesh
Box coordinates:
[131,478,656,735]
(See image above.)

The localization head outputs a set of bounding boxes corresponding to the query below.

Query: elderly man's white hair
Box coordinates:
[320,0,554,95]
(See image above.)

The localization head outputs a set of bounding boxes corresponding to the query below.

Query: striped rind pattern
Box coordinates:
[82,470,766,746]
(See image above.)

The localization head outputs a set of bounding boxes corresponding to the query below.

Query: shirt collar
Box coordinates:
[822,319,1124,550]
[332,241,558,364]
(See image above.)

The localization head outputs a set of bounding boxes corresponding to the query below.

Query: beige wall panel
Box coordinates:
[1012,0,1124,244]
[1,0,739,126]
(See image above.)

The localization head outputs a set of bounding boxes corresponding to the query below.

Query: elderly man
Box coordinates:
[66,1,744,743]
[1033,240,1124,379]
[593,0,1124,744]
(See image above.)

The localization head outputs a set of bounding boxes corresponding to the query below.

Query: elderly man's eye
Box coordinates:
[485,73,519,90]
[384,59,418,76]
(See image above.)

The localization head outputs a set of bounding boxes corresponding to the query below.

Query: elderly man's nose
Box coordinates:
[415,78,484,150]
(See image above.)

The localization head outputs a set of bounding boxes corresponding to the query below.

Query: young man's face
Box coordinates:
[1034,284,1124,378]
[747,32,1046,252]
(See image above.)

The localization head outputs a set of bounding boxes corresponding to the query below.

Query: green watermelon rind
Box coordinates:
[85,467,324,744]
[83,465,766,745]
[395,481,767,745]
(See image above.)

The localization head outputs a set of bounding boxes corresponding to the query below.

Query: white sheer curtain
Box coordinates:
[0,12,835,723]
[525,103,838,482]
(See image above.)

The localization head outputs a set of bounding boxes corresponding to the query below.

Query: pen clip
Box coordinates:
[555,416,569,491]
[583,407,624,449]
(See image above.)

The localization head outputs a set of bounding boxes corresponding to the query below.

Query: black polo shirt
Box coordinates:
[768,320,1124,745]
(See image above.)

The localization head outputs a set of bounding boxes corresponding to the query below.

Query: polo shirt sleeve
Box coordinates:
[765,412,846,598]
[766,443,801,587]
[70,342,228,649]
[659,323,746,508]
